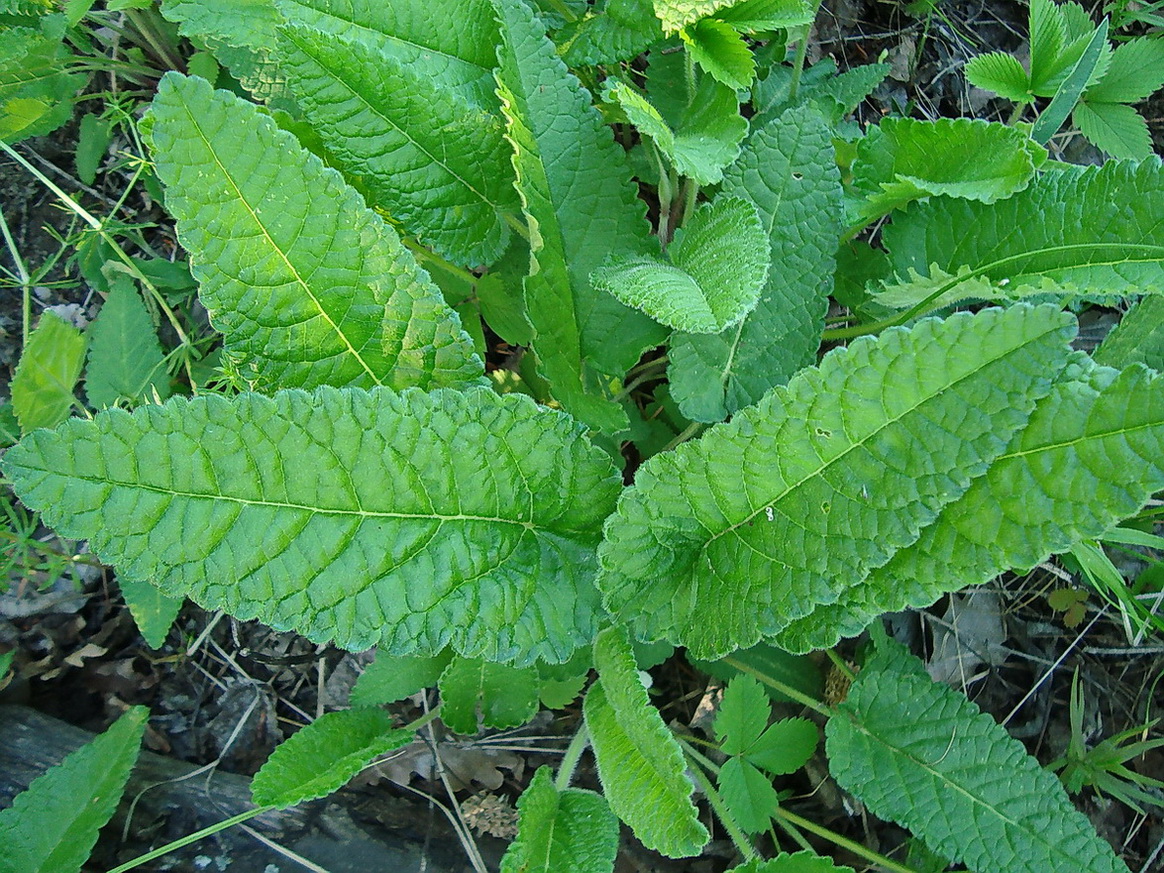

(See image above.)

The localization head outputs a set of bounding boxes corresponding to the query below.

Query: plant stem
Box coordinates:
[555,721,590,791]
[106,807,272,873]
[403,239,479,285]
[722,656,834,718]
[824,649,857,682]
[773,806,922,873]
[660,420,705,453]
[0,208,30,346]
[677,737,760,862]
[787,26,811,103]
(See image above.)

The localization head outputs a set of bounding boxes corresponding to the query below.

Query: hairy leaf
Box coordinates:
[728,851,855,872]
[85,274,170,408]
[275,23,518,265]
[500,767,620,873]
[147,73,483,392]
[12,311,85,434]
[1093,296,1164,371]
[439,656,540,733]
[494,0,666,431]
[682,18,754,90]
[601,306,1076,659]
[251,708,412,807]
[351,649,453,706]
[1074,100,1151,160]
[4,386,621,664]
[0,706,147,873]
[654,0,736,32]
[716,0,813,31]
[119,576,182,649]
[826,638,1130,873]
[585,626,709,857]
[669,106,841,422]
[562,0,663,66]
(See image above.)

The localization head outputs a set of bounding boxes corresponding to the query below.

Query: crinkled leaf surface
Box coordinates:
[0,706,147,873]
[3,386,621,664]
[85,273,170,408]
[275,22,518,265]
[751,59,889,130]
[494,0,666,431]
[826,638,1130,873]
[728,851,855,872]
[252,708,412,807]
[147,74,483,392]
[500,767,619,873]
[717,0,813,31]
[592,196,768,333]
[439,656,540,733]
[562,0,663,66]
[876,160,1164,310]
[654,0,735,33]
[1094,296,1164,371]
[669,106,841,422]
[601,306,1076,659]
[584,626,708,857]
[12,311,85,434]
[779,355,1164,650]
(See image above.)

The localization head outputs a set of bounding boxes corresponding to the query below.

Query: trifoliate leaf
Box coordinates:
[119,576,182,649]
[718,756,780,834]
[499,767,620,873]
[1093,296,1164,371]
[147,73,483,392]
[592,196,768,333]
[746,718,817,775]
[439,656,540,733]
[85,273,170,408]
[12,311,85,434]
[251,708,412,807]
[601,306,1075,659]
[1074,100,1152,160]
[654,0,736,33]
[715,675,770,755]
[728,852,855,873]
[4,386,621,665]
[0,706,147,873]
[1031,18,1109,144]
[350,649,454,706]
[682,18,754,90]
[964,52,1032,103]
[1084,37,1164,103]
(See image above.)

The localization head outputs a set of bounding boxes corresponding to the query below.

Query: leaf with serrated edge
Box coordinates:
[1085,37,1164,103]
[670,106,840,422]
[351,649,454,706]
[1074,101,1151,160]
[86,273,170,408]
[682,18,754,90]
[747,718,817,775]
[252,708,412,807]
[727,851,856,872]
[563,0,664,66]
[494,0,666,431]
[715,674,770,756]
[1094,296,1164,371]
[12,311,85,434]
[3,386,621,664]
[0,706,147,873]
[439,656,540,733]
[585,626,708,857]
[500,767,620,873]
[718,756,780,834]
[119,576,182,649]
[602,306,1075,659]
[826,637,1130,873]
[964,52,1033,102]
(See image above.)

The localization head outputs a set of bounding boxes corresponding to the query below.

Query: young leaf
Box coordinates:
[499,767,620,873]
[727,852,855,873]
[0,706,147,873]
[826,638,1130,873]
[350,649,454,706]
[669,105,841,422]
[718,755,780,833]
[1093,296,1164,371]
[12,311,85,434]
[964,52,1032,103]
[592,196,768,333]
[746,718,817,775]
[494,0,667,432]
[584,625,709,857]
[3,386,622,665]
[682,18,755,90]
[1074,100,1151,160]
[601,305,1075,659]
[85,273,170,408]
[654,0,736,33]
[716,674,771,756]
[251,708,413,807]
[274,23,519,265]
[439,656,540,733]
[146,73,483,392]
[119,575,182,649]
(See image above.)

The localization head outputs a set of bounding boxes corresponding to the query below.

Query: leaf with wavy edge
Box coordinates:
[600,305,1076,659]
[494,0,667,431]
[827,636,1130,873]
[584,626,709,857]
[727,852,854,873]
[3,386,620,665]
[147,74,482,392]
[654,0,736,33]
[778,355,1164,651]
[275,24,518,265]
[439,655,540,732]
[562,0,663,66]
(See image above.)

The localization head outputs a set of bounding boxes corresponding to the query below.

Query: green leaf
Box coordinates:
[0,27,85,142]
[1028,0,1066,92]
[1093,296,1164,371]
[494,0,666,432]
[876,161,1164,310]
[592,196,768,333]
[752,60,889,129]
[0,706,147,873]
[669,106,841,422]
[849,118,1044,225]
[964,52,1033,102]
[746,718,817,775]
[1074,100,1151,160]
[716,674,770,755]
[727,850,855,872]
[718,756,780,833]
[351,649,454,706]
[146,73,483,392]
[251,708,413,807]
[85,273,171,408]
[690,642,823,704]
[500,767,620,873]
[779,355,1164,650]
[275,23,519,265]
[600,306,1076,659]
[654,0,737,33]
[12,311,85,434]
[716,0,813,32]
[1032,18,1108,145]
[682,18,755,90]
[584,626,709,857]
[119,576,182,649]
[562,0,664,66]
[3,386,622,665]
[826,638,1131,873]
[1085,37,1164,103]
[75,112,113,185]
[439,656,540,733]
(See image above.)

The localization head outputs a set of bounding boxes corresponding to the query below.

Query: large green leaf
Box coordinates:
[584,626,709,857]
[826,637,1130,873]
[3,386,621,664]
[0,706,147,873]
[779,355,1164,650]
[12,311,85,434]
[85,273,170,408]
[275,23,518,265]
[875,160,1164,311]
[147,73,483,392]
[600,305,1076,659]
[669,106,841,422]
[494,0,667,431]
